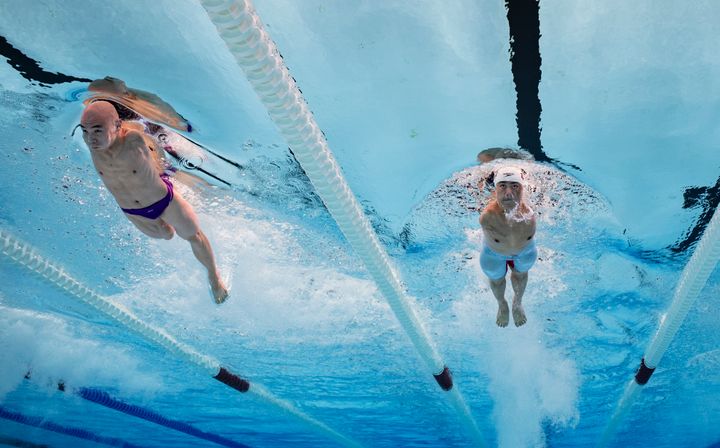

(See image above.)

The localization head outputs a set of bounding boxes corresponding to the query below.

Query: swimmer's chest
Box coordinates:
[91,141,158,185]
[482,213,535,246]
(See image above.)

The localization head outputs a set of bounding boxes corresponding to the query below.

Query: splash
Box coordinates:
[503,200,535,223]
[484,323,579,447]
[448,292,579,448]
[113,188,394,347]
[403,159,617,249]
[0,304,163,399]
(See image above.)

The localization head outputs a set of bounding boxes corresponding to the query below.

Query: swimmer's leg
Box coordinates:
[510,269,528,327]
[481,247,510,327]
[126,214,174,240]
[489,276,510,327]
[161,193,228,304]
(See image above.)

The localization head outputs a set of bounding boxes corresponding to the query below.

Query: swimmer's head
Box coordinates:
[494,166,525,209]
[495,166,523,184]
[80,101,121,151]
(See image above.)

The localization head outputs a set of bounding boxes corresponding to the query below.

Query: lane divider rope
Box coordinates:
[0,229,360,448]
[599,204,720,447]
[197,1,486,445]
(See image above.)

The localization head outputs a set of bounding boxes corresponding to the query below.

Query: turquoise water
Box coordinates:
[1,1,720,447]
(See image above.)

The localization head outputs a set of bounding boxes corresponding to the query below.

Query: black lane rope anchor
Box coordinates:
[634,358,656,385]
[214,367,251,393]
[434,366,454,391]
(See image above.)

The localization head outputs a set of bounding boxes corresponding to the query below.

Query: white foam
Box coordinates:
[0,304,163,399]
[484,323,579,447]
[448,250,579,447]
[112,193,394,346]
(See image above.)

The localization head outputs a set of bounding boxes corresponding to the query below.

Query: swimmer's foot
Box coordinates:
[512,302,527,327]
[209,275,229,305]
[496,300,509,327]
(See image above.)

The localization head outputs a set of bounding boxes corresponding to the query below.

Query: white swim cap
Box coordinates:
[495,166,523,184]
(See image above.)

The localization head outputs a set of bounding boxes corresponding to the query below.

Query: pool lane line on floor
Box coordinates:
[76,387,252,448]
[599,199,720,446]
[0,229,360,448]
[0,405,140,448]
[198,1,487,446]
[21,373,250,448]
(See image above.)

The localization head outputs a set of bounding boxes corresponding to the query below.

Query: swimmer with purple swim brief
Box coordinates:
[80,100,229,304]
[121,175,174,220]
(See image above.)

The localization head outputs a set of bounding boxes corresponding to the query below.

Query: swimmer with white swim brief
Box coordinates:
[479,166,537,327]
[480,240,537,280]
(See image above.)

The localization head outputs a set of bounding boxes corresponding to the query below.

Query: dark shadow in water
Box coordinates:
[670,177,720,254]
[505,0,546,162]
[0,35,91,86]
[504,1,719,259]
[505,1,581,174]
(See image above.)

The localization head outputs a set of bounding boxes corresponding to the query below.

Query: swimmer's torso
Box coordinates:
[480,200,536,255]
[90,128,168,210]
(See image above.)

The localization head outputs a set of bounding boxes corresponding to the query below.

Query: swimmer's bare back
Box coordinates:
[477,147,534,164]
[88,77,190,132]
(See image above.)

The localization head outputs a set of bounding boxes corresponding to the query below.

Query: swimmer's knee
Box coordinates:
[179,229,203,242]
[489,276,506,286]
[145,223,174,240]
[160,222,175,240]
[148,230,173,240]
[138,227,162,239]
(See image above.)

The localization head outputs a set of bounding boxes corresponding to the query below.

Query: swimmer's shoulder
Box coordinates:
[481,200,502,217]
[480,205,502,228]
[522,206,537,234]
[479,209,490,226]
[120,128,147,145]
[121,121,144,133]
[523,203,537,224]
[117,129,153,156]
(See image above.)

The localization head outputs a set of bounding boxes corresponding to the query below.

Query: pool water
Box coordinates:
[1,1,719,447]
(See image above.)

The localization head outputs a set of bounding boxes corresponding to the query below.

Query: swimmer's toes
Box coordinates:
[496,303,510,327]
[213,283,229,304]
[512,304,527,327]
[209,278,229,305]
